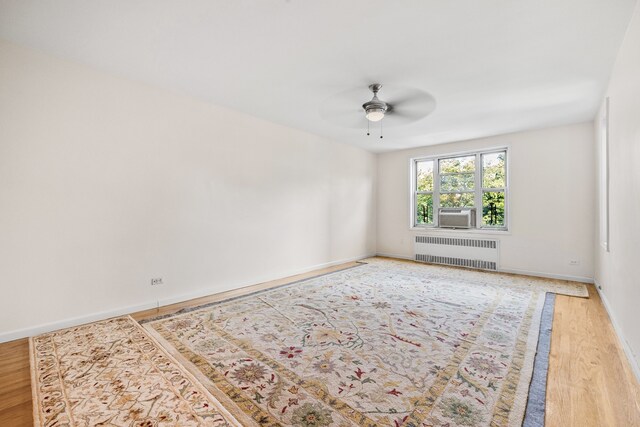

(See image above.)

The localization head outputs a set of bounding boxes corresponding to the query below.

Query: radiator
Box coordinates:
[414,235,499,270]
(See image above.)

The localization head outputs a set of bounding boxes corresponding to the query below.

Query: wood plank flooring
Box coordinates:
[1,259,638,426]
[547,284,640,426]
[0,339,32,426]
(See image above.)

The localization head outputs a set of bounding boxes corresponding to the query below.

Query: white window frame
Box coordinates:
[410,147,509,231]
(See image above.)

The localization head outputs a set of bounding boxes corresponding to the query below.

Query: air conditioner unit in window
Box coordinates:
[439,208,476,229]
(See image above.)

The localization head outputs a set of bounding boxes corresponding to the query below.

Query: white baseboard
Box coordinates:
[0,300,159,344]
[375,252,595,283]
[594,283,640,384]
[0,253,375,344]
[375,252,414,261]
[0,252,597,344]
[498,267,594,284]
[156,253,375,308]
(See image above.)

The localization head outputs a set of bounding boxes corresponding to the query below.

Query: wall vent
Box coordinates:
[415,254,497,270]
[415,235,497,249]
[414,235,499,271]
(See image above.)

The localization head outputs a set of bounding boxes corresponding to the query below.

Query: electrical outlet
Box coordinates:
[569,259,580,266]
[151,277,163,286]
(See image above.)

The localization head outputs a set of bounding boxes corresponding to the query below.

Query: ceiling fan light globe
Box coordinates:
[366,109,385,122]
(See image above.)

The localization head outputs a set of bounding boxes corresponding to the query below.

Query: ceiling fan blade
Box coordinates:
[387,90,437,122]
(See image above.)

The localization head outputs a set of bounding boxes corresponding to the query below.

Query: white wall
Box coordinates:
[0,40,376,341]
[377,123,595,282]
[595,1,640,378]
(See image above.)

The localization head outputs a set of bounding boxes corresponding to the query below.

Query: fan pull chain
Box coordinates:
[380,120,383,139]
[367,120,370,136]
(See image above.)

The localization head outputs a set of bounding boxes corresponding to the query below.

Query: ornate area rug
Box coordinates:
[142,258,587,427]
[30,316,240,426]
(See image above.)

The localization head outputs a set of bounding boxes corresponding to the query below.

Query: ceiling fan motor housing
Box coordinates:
[363,84,388,121]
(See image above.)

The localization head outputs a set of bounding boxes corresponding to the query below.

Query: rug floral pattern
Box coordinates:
[30,316,238,427]
[143,259,587,427]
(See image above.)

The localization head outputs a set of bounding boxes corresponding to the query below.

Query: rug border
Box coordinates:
[507,292,547,426]
[29,337,41,427]
[523,293,556,427]
[141,259,587,328]
[370,257,589,298]
[139,262,367,324]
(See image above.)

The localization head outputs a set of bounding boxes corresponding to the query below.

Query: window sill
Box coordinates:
[410,226,510,236]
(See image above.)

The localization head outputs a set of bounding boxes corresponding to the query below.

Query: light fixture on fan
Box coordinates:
[362,84,388,122]
[365,108,385,122]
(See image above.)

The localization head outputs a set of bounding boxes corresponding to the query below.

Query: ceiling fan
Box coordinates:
[319,83,436,137]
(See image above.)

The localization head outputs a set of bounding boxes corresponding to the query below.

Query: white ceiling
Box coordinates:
[0,0,636,152]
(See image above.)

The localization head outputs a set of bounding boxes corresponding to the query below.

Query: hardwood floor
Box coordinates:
[0,339,31,426]
[547,284,640,426]
[1,259,639,426]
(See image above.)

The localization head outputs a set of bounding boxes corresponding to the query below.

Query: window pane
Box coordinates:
[482,152,506,188]
[439,156,475,174]
[440,173,475,192]
[416,160,434,191]
[482,191,505,227]
[416,193,434,224]
[440,192,475,208]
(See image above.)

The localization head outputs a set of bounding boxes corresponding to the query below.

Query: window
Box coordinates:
[439,155,476,209]
[415,160,435,225]
[412,149,508,230]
